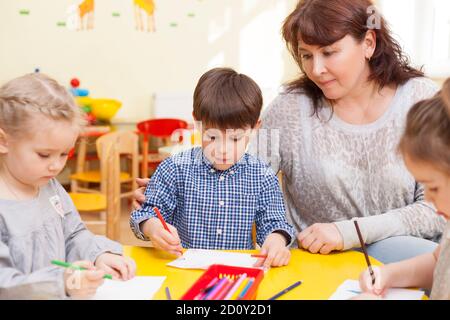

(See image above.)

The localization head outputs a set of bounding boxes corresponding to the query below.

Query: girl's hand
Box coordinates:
[132,178,150,210]
[359,265,389,297]
[297,223,343,254]
[359,266,390,297]
[64,261,105,299]
[95,253,137,281]
[254,232,291,269]
[142,218,183,256]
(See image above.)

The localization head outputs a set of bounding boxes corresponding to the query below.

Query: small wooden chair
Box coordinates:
[69,131,139,240]
[70,130,139,200]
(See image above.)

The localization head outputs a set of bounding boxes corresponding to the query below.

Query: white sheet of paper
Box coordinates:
[329,279,424,300]
[93,276,166,300]
[167,249,261,269]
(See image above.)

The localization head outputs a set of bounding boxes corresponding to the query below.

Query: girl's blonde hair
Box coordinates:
[398,82,450,174]
[0,73,85,138]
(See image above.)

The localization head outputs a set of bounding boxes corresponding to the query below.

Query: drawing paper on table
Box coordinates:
[93,276,166,300]
[167,249,261,269]
[329,279,424,300]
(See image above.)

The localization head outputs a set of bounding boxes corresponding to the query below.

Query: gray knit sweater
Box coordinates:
[249,77,446,250]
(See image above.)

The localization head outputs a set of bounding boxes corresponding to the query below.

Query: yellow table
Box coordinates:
[123,246,382,300]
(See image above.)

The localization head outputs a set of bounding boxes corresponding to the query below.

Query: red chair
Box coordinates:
[137,118,188,177]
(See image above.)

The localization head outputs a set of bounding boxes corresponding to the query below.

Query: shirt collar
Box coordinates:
[201,151,249,175]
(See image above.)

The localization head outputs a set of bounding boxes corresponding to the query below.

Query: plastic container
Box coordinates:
[181,264,264,300]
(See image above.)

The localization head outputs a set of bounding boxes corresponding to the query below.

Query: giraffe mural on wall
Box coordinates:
[78,0,95,30]
[134,0,156,32]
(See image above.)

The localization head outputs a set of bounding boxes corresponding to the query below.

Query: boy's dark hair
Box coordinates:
[193,67,263,129]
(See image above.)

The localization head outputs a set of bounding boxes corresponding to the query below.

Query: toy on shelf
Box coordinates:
[70,77,121,125]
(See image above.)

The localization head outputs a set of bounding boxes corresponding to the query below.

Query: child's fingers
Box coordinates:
[263,251,276,269]
[100,264,122,280]
[160,228,181,246]
[85,270,106,282]
[72,260,95,270]
[153,235,182,254]
[124,257,137,279]
[110,258,129,280]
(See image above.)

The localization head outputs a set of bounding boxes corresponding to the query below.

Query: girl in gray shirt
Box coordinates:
[0,73,135,299]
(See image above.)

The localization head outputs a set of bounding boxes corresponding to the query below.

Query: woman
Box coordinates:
[133,0,445,263]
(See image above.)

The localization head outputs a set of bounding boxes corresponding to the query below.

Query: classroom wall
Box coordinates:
[0,0,299,123]
[0,0,446,124]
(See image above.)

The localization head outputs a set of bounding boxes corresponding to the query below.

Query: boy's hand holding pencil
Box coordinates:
[142,210,183,256]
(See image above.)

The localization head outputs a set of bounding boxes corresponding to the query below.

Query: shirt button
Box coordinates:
[229,170,235,175]
[210,169,215,173]
[217,228,222,235]
[219,176,225,181]
[219,200,225,206]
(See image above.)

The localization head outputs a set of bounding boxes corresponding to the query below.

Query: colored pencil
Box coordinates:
[268,281,302,300]
[251,254,268,259]
[203,277,228,300]
[154,207,171,234]
[225,273,247,300]
[237,278,255,300]
[51,260,113,280]
[165,286,172,300]
[354,220,376,285]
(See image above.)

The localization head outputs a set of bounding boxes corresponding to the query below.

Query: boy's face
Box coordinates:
[404,153,450,220]
[200,124,257,171]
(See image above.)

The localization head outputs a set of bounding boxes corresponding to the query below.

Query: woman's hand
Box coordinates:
[254,232,291,269]
[95,253,137,281]
[297,223,343,254]
[132,178,150,210]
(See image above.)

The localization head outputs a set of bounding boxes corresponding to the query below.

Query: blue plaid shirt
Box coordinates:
[130,147,295,250]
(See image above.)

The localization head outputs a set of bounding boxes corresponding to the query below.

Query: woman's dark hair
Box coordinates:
[282,0,424,116]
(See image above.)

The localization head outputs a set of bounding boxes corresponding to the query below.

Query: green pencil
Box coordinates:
[51,260,113,280]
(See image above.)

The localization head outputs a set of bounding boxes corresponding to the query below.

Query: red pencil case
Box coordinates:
[181,264,264,300]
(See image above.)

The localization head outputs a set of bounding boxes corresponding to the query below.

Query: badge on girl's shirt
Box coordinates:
[49,195,65,218]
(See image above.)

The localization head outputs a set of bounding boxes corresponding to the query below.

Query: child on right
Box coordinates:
[358,79,450,299]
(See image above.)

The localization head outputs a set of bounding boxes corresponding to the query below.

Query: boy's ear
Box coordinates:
[0,128,9,154]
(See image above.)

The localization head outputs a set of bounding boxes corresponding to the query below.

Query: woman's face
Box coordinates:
[298,33,375,101]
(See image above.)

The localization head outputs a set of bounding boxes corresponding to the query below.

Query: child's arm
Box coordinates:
[360,246,439,295]
[50,181,123,263]
[254,169,296,267]
[129,158,182,254]
[0,235,67,299]
[49,181,135,280]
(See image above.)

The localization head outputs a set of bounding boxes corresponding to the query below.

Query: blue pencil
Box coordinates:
[268,281,302,300]
[165,286,172,300]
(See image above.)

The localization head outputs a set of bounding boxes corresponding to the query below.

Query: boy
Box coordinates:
[130,68,295,268]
